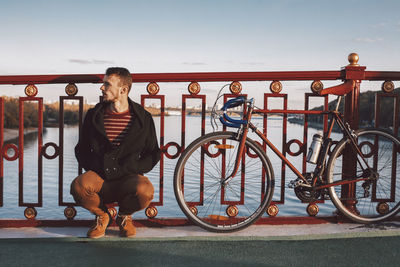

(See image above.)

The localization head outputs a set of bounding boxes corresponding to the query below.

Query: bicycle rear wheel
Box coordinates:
[327,129,400,223]
[174,131,274,232]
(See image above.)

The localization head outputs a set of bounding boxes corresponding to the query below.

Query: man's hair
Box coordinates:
[105,67,132,92]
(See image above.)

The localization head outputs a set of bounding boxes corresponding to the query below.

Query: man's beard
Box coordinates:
[101,95,112,102]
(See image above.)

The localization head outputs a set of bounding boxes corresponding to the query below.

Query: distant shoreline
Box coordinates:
[3,128,39,143]
[288,117,323,130]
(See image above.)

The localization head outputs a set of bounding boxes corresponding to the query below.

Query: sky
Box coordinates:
[0,0,399,107]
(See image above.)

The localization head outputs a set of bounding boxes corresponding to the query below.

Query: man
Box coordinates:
[70,67,160,238]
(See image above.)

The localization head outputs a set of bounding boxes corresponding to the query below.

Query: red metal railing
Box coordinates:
[0,53,400,227]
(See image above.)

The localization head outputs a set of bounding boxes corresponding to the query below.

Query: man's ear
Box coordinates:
[120,85,129,95]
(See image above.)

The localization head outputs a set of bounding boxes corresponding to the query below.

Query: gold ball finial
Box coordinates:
[64,206,77,220]
[377,202,389,215]
[24,84,38,97]
[226,205,239,217]
[306,203,319,216]
[189,206,198,215]
[65,83,78,96]
[311,80,324,94]
[146,82,160,95]
[229,81,242,95]
[382,81,395,93]
[145,206,158,218]
[270,81,282,94]
[188,82,201,95]
[24,207,37,220]
[267,204,279,217]
[348,53,359,66]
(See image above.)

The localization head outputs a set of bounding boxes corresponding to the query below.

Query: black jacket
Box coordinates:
[75,98,160,180]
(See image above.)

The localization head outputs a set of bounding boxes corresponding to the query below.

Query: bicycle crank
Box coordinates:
[292,174,322,203]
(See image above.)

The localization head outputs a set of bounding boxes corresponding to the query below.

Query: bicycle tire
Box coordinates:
[326,128,400,223]
[174,131,274,232]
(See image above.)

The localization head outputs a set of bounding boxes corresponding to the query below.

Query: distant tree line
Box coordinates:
[2,97,92,129]
[310,88,400,129]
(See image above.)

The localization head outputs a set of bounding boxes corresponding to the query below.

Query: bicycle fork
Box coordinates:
[221,126,249,186]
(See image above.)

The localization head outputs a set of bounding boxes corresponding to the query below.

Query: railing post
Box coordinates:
[341,53,366,215]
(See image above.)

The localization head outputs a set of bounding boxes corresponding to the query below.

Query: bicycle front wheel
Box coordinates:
[174,131,274,232]
[327,129,400,223]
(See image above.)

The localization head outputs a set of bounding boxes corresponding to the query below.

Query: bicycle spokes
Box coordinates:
[327,129,400,223]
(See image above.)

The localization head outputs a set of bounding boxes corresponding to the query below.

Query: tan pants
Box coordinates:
[70,171,154,216]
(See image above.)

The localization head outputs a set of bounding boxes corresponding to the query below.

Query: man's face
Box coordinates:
[100,74,123,102]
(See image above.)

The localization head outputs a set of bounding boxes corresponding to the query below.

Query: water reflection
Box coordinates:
[1,117,339,219]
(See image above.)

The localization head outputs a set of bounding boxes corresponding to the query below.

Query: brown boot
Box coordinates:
[116,214,136,237]
[87,213,110,238]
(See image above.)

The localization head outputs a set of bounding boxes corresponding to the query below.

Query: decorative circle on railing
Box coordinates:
[2,143,19,161]
[42,142,60,160]
[24,84,38,97]
[348,53,359,66]
[24,207,37,220]
[246,140,263,158]
[358,141,374,158]
[204,141,225,158]
[190,206,198,215]
[108,207,117,219]
[267,204,279,217]
[163,142,181,159]
[64,206,77,220]
[376,202,389,215]
[286,139,303,157]
[306,203,319,216]
[226,205,239,217]
[246,146,257,158]
[188,82,201,95]
[381,81,395,93]
[146,82,160,95]
[145,206,158,218]
[229,81,242,95]
[269,81,282,94]
[65,83,78,96]
[311,80,324,94]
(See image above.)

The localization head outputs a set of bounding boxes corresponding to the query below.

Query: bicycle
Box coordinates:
[173,80,400,232]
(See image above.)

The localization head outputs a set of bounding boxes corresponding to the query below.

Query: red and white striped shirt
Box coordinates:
[103,108,134,146]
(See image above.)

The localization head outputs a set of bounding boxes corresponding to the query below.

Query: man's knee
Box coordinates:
[136,177,154,203]
[118,175,155,214]
[70,175,82,197]
[129,175,154,210]
[70,171,103,198]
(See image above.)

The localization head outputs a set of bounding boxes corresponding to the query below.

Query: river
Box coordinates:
[1,116,340,219]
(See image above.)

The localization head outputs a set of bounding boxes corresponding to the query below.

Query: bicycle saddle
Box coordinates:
[319,80,355,96]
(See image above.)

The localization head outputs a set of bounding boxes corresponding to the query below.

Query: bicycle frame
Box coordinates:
[175,79,400,231]
[224,95,374,190]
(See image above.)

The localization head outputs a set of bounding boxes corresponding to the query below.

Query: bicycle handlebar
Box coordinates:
[219,96,252,128]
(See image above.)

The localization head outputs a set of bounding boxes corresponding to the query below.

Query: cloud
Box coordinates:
[372,22,387,29]
[182,62,207,66]
[69,59,115,65]
[353,37,383,43]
